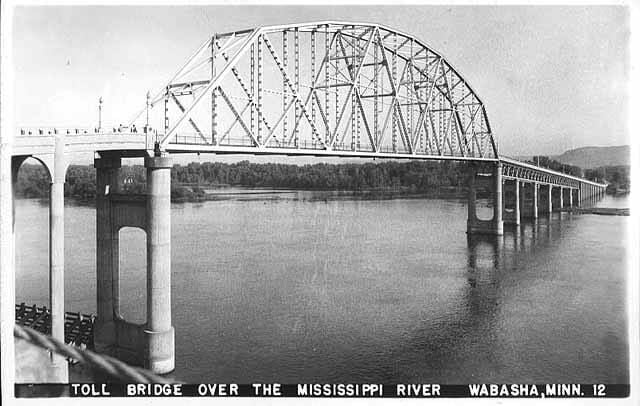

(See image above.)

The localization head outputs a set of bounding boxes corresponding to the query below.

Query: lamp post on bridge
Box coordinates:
[98,97,103,132]
[146,91,150,132]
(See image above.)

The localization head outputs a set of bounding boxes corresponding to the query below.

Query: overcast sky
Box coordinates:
[13,5,629,158]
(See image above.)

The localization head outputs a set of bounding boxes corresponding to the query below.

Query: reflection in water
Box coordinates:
[395,207,627,383]
[389,234,507,383]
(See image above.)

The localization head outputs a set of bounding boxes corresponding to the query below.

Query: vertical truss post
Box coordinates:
[334,34,339,149]
[311,29,316,148]
[283,31,288,145]
[409,39,414,145]
[325,25,330,145]
[211,37,217,145]
[257,34,263,145]
[392,34,397,152]
[212,87,218,145]
[374,39,378,147]
[439,94,444,152]
[351,38,356,151]
[250,43,255,139]
[294,28,300,147]
[164,87,170,141]
[418,64,424,153]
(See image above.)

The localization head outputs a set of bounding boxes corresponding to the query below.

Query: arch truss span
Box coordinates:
[140,22,497,159]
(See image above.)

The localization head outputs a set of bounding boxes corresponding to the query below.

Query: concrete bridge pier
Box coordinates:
[520,182,538,219]
[515,181,520,225]
[48,137,67,382]
[532,183,539,219]
[94,153,174,375]
[466,162,503,235]
[501,179,519,226]
[585,184,592,204]
[143,155,175,374]
[11,136,69,383]
[568,188,573,208]
[94,155,121,356]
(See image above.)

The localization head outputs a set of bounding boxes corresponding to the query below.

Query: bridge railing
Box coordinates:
[19,127,95,136]
[17,125,159,137]
[168,131,475,157]
[15,126,155,154]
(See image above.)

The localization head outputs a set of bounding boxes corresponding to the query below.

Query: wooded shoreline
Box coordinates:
[14,159,627,203]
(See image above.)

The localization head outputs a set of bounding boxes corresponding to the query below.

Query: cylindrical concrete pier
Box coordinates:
[493,163,503,235]
[547,185,552,214]
[532,183,538,219]
[467,165,476,226]
[577,187,581,207]
[94,156,121,351]
[49,180,67,380]
[49,181,65,341]
[144,155,175,374]
[568,188,573,208]
[49,136,68,382]
[514,179,520,226]
[559,186,564,209]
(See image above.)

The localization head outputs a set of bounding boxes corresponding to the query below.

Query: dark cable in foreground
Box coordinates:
[14,324,177,384]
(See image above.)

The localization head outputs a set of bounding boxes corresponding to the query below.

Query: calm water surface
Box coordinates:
[15,193,629,383]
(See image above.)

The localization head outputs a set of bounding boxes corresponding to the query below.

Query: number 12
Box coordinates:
[592,384,606,396]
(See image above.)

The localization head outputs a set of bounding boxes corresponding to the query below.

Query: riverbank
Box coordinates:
[171,185,469,203]
[561,207,629,216]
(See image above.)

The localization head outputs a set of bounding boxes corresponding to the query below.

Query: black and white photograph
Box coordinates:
[0,1,637,403]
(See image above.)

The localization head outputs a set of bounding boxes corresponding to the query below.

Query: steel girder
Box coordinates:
[134,22,497,159]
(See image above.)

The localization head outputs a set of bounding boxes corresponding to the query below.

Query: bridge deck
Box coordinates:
[12,130,606,189]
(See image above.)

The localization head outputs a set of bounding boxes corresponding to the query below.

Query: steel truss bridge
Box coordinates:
[10,21,607,379]
[15,22,605,185]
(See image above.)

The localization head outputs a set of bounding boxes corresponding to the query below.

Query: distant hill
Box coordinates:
[552,145,630,169]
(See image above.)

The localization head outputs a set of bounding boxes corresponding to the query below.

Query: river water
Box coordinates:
[15,192,629,383]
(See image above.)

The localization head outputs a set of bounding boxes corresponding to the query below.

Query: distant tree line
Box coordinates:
[528,156,629,194]
[585,166,630,194]
[14,158,629,201]
[14,160,471,201]
[170,160,469,191]
[528,156,584,178]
